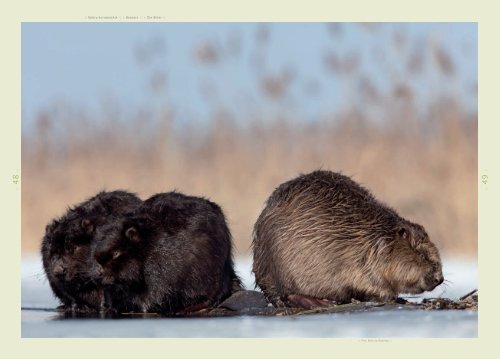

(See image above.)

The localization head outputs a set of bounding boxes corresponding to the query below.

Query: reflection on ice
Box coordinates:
[21,255,477,338]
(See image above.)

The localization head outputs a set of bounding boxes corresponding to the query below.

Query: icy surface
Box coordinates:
[21,255,478,338]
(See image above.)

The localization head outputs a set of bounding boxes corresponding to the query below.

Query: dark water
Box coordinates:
[22,256,478,338]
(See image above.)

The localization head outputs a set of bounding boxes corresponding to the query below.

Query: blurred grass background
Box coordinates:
[22,23,477,257]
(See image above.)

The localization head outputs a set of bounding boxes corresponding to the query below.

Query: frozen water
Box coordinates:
[21,255,478,338]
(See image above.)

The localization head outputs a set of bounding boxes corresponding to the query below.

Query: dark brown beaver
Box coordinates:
[91,191,242,314]
[252,170,444,308]
[41,190,142,313]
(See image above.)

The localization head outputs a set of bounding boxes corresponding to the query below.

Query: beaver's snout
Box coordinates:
[53,263,65,277]
[435,273,444,286]
[95,267,103,278]
[90,264,103,283]
[425,271,444,291]
[94,265,114,285]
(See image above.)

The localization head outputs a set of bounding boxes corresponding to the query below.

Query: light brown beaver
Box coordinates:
[252,170,444,309]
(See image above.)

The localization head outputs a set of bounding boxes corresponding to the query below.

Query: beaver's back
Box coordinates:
[252,170,403,304]
[139,192,242,309]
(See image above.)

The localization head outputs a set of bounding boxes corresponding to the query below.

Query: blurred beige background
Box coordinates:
[22,23,477,257]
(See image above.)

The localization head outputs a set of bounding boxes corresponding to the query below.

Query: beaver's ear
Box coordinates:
[398,225,422,248]
[396,226,408,240]
[81,219,94,236]
[125,226,141,243]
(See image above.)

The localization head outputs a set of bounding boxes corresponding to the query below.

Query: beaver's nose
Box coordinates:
[94,266,103,278]
[53,264,65,276]
[434,273,444,285]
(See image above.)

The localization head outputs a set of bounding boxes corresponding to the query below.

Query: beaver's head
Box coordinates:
[41,215,95,282]
[92,216,152,286]
[382,222,443,295]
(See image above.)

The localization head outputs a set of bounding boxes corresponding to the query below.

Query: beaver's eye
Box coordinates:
[112,250,121,260]
[420,253,426,261]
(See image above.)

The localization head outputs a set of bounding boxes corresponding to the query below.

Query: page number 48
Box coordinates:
[12,174,19,185]
[481,174,488,185]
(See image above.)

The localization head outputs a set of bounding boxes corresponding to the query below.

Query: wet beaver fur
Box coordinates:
[91,191,242,314]
[252,170,444,309]
[41,190,142,313]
